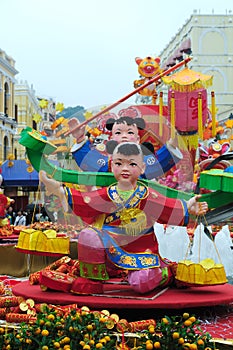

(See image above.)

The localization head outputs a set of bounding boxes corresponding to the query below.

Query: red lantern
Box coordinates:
[167,88,208,133]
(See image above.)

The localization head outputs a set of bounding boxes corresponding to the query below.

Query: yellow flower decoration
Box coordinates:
[225,119,233,129]
[33,113,42,123]
[27,166,34,173]
[7,154,14,161]
[8,161,14,168]
[39,99,48,109]
[55,102,65,112]
[84,111,93,120]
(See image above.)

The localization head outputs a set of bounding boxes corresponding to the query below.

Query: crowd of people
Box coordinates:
[5,205,56,227]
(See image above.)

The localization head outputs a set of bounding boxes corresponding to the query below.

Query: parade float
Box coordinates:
[1,56,233,348]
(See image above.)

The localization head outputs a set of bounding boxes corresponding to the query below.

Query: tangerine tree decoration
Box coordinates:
[0,306,217,349]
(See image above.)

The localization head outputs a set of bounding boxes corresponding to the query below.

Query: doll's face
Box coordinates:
[111,122,140,144]
[111,152,145,190]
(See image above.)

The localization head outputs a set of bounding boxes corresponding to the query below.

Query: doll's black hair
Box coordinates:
[107,141,142,157]
[106,140,153,157]
[105,116,145,131]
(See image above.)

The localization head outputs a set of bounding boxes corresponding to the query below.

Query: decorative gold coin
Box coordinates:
[27,309,36,316]
[19,302,28,312]
[81,306,90,312]
[110,313,119,323]
[106,319,115,329]
[101,309,110,317]
[26,299,35,308]
[116,319,130,332]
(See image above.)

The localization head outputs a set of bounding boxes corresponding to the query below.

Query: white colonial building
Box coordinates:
[158,9,233,123]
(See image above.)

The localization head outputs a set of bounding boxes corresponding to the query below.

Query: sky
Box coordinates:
[0,0,232,110]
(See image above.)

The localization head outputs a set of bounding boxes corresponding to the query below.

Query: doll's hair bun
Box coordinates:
[141,142,155,155]
[105,118,117,131]
[134,117,145,130]
[106,140,118,154]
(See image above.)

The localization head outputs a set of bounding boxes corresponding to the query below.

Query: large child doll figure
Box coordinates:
[39,143,207,294]
[68,116,183,180]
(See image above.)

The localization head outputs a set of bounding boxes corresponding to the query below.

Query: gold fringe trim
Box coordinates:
[167,78,213,92]
[177,134,199,150]
[120,209,147,236]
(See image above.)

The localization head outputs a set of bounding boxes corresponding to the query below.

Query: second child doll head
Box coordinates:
[106,116,154,155]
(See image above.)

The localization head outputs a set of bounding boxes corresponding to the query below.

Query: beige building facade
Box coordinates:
[0,49,48,164]
[0,49,18,163]
[14,81,40,159]
[158,10,233,124]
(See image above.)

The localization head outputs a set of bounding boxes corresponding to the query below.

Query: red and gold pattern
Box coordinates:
[129,319,156,332]
[39,270,76,293]
[29,257,79,285]
[0,296,22,308]
[5,312,36,324]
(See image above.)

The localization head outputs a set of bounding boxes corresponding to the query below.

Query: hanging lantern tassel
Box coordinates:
[159,91,163,137]
[198,92,203,140]
[170,91,176,139]
[211,91,216,137]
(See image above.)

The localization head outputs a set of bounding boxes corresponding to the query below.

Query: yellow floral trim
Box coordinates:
[7,154,14,161]
[27,166,34,173]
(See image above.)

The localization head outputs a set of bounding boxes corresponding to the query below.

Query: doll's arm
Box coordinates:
[39,171,68,212]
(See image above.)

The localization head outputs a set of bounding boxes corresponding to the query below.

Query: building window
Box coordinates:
[32,120,37,130]
[4,82,9,116]
[4,136,9,161]
[14,105,18,122]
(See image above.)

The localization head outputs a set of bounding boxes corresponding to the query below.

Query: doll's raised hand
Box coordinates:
[187,195,208,216]
[68,118,86,143]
